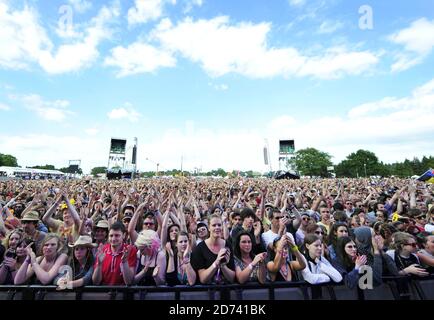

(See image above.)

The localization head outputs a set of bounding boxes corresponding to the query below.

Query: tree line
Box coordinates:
[290,148,434,178]
[1,149,433,178]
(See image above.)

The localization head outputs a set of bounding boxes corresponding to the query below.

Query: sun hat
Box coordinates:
[68,235,97,248]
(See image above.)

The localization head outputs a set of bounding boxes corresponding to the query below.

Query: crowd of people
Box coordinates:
[0,177,433,294]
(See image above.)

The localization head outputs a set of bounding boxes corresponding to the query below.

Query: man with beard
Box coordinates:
[21,211,46,253]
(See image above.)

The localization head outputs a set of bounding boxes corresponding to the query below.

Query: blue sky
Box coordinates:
[1,0,434,174]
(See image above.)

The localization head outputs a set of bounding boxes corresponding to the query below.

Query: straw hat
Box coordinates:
[95,220,109,229]
[68,235,97,248]
[21,211,40,222]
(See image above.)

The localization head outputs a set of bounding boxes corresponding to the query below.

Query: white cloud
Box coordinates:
[389,18,434,72]
[0,2,52,70]
[0,133,107,173]
[10,94,74,122]
[288,0,306,7]
[148,16,379,79]
[208,83,228,91]
[265,78,434,166]
[140,78,434,172]
[85,128,99,135]
[68,0,92,13]
[128,0,164,25]
[3,79,433,173]
[104,42,176,76]
[39,3,120,74]
[0,1,120,74]
[0,102,11,111]
[317,20,344,34]
[107,105,141,122]
[183,0,203,13]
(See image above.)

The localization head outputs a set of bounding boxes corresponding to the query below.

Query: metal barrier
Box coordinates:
[0,275,433,300]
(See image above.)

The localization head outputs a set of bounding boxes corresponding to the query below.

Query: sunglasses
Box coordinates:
[274,216,283,220]
[144,222,155,226]
[302,217,310,221]
[405,243,417,248]
[315,231,324,235]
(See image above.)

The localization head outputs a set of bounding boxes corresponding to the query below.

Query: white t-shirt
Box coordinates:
[295,229,305,246]
[261,230,295,249]
[261,230,279,249]
[425,224,434,233]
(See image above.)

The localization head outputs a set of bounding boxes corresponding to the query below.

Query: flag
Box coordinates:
[417,168,434,183]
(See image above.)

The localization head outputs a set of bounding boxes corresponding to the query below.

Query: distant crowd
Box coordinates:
[0,177,432,292]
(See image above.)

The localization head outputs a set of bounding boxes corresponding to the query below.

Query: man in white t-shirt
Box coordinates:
[261,207,288,251]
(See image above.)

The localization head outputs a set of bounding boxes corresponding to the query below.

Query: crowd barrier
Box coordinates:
[0,275,433,300]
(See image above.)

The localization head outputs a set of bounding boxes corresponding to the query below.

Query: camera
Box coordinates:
[5,250,16,259]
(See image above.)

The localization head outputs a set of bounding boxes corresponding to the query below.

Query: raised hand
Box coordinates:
[355,255,367,269]
[97,244,106,264]
[121,246,131,263]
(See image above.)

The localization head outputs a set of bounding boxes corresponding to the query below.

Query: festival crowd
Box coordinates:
[0,177,433,293]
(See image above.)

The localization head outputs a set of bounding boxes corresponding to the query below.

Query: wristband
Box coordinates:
[25,257,31,264]
[248,263,254,271]
[291,245,299,252]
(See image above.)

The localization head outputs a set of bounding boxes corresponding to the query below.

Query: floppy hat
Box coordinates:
[95,220,109,229]
[21,211,40,222]
[69,235,97,248]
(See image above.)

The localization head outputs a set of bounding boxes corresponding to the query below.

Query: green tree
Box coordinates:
[336,149,381,177]
[91,166,107,176]
[292,148,333,177]
[0,153,18,167]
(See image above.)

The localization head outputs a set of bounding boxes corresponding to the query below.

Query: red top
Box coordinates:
[95,243,137,285]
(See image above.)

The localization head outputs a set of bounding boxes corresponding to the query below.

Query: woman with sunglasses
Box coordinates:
[305,223,330,260]
[331,236,367,289]
[386,232,429,277]
[416,232,434,274]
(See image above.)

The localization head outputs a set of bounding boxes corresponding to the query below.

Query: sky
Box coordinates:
[0,0,434,174]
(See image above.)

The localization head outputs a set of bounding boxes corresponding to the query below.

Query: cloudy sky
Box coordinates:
[1,0,434,174]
